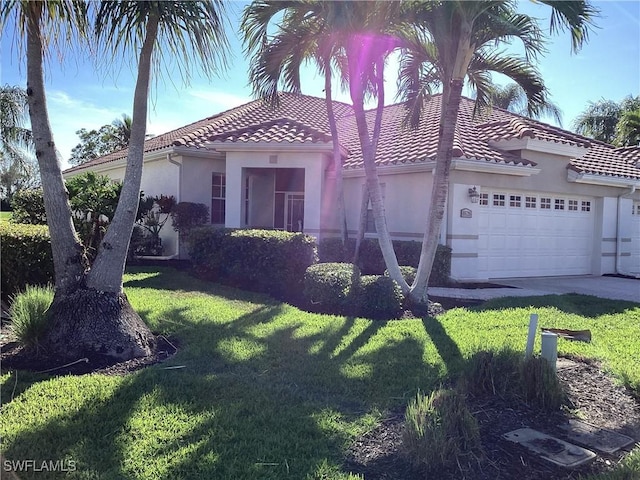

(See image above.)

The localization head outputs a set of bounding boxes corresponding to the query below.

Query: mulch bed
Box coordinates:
[344,357,640,480]
[0,330,178,376]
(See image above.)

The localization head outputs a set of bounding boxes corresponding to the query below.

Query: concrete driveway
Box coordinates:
[430,276,639,303]
[495,276,639,303]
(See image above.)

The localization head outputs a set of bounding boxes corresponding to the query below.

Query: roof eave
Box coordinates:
[452,158,541,177]
[567,169,640,188]
[205,140,334,153]
[488,137,589,159]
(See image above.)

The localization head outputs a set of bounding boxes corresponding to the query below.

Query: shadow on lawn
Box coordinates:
[3,273,446,479]
[473,293,640,318]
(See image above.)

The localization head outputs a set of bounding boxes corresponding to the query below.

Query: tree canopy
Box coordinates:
[573,95,640,146]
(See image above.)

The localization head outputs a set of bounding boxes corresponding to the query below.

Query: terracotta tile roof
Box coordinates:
[205,118,332,144]
[340,96,535,169]
[570,143,640,179]
[614,146,640,165]
[65,91,640,181]
[65,92,352,173]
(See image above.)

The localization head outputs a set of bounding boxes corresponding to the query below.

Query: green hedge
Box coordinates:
[0,223,54,298]
[318,238,451,285]
[304,263,360,315]
[10,188,47,225]
[303,263,404,320]
[187,227,317,301]
[356,275,404,320]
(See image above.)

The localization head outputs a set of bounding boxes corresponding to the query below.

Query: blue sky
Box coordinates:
[1,1,639,170]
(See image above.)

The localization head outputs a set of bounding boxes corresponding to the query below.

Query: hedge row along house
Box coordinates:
[64,92,640,281]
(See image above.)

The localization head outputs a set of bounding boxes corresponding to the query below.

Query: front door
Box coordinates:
[286,193,304,232]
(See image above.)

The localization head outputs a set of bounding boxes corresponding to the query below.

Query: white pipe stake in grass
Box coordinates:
[541,332,558,372]
[525,313,538,359]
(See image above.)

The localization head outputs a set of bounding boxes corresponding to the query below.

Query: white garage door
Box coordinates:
[478,190,595,278]
[629,202,640,275]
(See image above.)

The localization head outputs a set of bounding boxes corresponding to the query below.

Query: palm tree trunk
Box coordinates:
[409,78,464,303]
[323,58,348,245]
[25,4,86,295]
[36,10,158,363]
[87,13,159,292]
[352,182,369,265]
[350,71,408,293]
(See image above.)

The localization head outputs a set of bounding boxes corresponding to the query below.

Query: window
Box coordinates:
[525,196,537,208]
[554,198,565,210]
[540,197,551,209]
[581,200,591,212]
[509,195,521,208]
[568,199,578,211]
[479,193,489,206]
[493,194,505,207]
[211,173,226,224]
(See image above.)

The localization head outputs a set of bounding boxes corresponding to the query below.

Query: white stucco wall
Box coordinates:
[342,167,434,241]
[222,148,329,237]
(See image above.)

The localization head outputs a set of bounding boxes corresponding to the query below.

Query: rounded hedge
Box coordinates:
[304,263,360,314]
[356,275,403,320]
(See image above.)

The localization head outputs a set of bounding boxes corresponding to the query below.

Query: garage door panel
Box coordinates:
[478,190,594,278]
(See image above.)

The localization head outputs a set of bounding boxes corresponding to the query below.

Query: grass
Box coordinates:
[1,266,639,479]
[0,211,12,222]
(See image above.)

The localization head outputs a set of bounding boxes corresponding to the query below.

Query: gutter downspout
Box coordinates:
[167,153,182,257]
[616,185,639,277]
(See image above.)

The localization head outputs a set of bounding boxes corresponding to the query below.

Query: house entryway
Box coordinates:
[244,167,305,232]
[477,189,596,278]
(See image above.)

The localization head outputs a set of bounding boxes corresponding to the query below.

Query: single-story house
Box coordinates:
[64,92,640,281]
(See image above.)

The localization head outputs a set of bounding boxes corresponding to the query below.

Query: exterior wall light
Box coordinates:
[468,186,480,203]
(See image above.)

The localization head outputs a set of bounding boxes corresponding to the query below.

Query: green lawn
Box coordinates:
[1,267,639,479]
[0,211,12,222]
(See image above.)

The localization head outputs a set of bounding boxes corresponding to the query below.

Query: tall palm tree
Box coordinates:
[110,113,133,148]
[487,82,563,125]
[244,0,407,282]
[397,0,597,303]
[615,109,640,147]
[573,98,622,143]
[0,84,38,202]
[242,1,351,244]
[573,95,640,145]
[2,0,229,362]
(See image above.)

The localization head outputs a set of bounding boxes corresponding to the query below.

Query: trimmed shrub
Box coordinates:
[304,263,360,314]
[9,284,54,349]
[356,275,403,320]
[171,202,209,237]
[384,266,417,285]
[403,389,481,471]
[317,238,451,285]
[187,227,317,301]
[10,188,46,225]
[0,222,54,299]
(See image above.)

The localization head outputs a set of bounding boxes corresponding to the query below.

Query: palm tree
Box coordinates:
[2,0,229,362]
[242,1,351,244]
[615,109,640,147]
[573,98,622,143]
[486,82,563,125]
[110,113,133,148]
[0,84,38,202]
[397,0,597,304]
[244,1,407,282]
[573,95,640,145]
